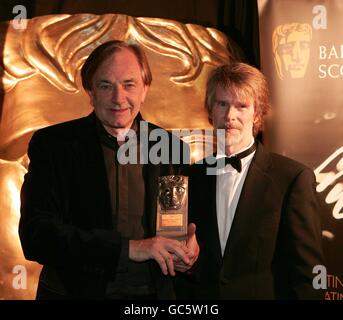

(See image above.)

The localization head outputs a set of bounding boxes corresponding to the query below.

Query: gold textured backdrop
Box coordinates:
[0,13,237,299]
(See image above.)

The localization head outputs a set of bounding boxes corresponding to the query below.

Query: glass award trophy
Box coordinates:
[156,175,188,241]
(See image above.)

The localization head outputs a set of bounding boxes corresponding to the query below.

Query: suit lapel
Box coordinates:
[144,162,160,237]
[192,159,222,266]
[222,142,272,258]
[206,170,223,265]
[142,122,162,237]
[71,112,113,228]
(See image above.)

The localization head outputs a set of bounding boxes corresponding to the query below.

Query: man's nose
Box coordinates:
[111,85,126,104]
[225,105,237,121]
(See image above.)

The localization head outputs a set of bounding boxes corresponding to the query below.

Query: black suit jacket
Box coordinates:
[19,112,187,299]
[176,142,325,299]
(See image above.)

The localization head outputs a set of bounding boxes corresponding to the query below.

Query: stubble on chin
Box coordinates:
[225,133,242,147]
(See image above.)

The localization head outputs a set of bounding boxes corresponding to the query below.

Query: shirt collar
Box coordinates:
[216,137,255,159]
[216,138,256,174]
[96,113,143,150]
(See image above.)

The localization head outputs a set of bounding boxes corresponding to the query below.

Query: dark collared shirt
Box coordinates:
[96,117,155,298]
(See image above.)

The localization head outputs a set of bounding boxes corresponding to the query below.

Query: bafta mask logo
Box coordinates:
[158,176,187,211]
[272,23,312,80]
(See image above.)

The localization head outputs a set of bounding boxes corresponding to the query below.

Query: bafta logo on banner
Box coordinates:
[156,175,188,240]
[272,23,312,80]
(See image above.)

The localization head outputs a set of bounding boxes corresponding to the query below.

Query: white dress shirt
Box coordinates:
[216,138,256,256]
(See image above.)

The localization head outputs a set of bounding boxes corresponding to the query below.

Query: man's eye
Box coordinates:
[124,83,135,89]
[217,101,227,108]
[99,84,112,90]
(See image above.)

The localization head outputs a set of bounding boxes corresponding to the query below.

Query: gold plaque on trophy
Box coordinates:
[156,175,188,240]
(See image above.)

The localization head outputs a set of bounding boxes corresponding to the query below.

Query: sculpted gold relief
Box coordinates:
[272,23,312,80]
[0,13,235,299]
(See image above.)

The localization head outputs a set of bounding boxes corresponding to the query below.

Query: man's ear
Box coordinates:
[141,85,149,104]
[253,114,261,136]
[208,107,213,123]
[208,115,213,124]
[86,90,95,107]
[253,114,260,124]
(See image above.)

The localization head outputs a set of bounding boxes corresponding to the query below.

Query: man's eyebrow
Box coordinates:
[123,78,137,83]
[96,78,137,84]
[97,79,112,84]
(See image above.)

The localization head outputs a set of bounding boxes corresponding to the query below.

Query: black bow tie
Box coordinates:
[218,142,257,172]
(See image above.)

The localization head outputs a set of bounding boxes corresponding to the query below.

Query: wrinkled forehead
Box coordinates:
[216,84,254,107]
[93,49,141,78]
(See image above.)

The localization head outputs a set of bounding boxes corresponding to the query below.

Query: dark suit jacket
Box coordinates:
[19,112,187,299]
[176,141,325,300]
